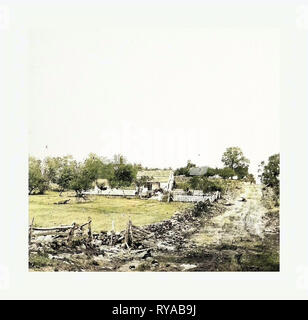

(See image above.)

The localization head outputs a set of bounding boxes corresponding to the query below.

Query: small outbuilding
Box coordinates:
[136,169,174,192]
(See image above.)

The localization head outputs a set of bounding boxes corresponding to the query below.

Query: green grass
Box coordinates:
[29,191,193,232]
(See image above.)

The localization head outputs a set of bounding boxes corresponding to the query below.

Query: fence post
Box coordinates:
[68,222,76,242]
[88,217,92,240]
[29,217,34,244]
[124,218,133,248]
[128,219,133,245]
[110,220,115,246]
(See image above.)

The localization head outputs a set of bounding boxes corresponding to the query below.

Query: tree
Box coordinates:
[188,176,224,193]
[235,165,249,179]
[69,164,94,197]
[217,167,236,180]
[43,156,63,183]
[28,157,49,195]
[246,173,256,184]
[189,176,200,189]
[204,167,217,177]
[56,158,76,195]
[84,153,104,182]
[221,147,250,179]
[174,160,196,176]
[110,164,136,188]
[259,153,280,195]
[100,163,115,182]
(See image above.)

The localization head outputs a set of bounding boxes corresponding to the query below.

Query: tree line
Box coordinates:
[29,153,141,196]
[29,147,280,197]
[174,147,254,181]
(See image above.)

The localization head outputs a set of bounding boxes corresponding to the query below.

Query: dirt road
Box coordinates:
[184,183,279,271]
[193,184,267,247]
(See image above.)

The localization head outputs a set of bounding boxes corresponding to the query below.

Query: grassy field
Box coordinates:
[29,191,193,232]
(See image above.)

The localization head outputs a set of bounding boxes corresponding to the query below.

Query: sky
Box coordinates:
[28,27,280,177]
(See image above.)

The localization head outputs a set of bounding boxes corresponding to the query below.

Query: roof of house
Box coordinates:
[136,170,173,183]
[189,166,209,176]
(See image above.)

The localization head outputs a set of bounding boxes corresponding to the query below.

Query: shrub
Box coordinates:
[216,167,236,180]
[259,154,280,197]
[192,201,210,217]
[188,177,225,194]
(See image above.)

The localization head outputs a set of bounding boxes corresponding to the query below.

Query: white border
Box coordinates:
[0,1,308,299]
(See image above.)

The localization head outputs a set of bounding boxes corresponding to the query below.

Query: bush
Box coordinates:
[192,201,210,217]
[174,160,196,176]
[188,177,225,194]
[216,167,236,180]
[259,154,280,197]
[175,181,190,191]
[200,179,225,193]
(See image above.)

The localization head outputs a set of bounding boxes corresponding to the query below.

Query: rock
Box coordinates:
[129,265,136,270]
[90,240,101,247]
[136,250,151,259]
[180,264,197,271]
[157,242,175,252]
[37,247,44,254]
[30,244,38,252]
[40,235,54,243]
[93,255,104,263]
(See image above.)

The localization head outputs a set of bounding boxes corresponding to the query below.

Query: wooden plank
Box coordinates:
[29,217,34,244]
[32,230,69,237]
[32,225,72,231]
[132,225,151,234]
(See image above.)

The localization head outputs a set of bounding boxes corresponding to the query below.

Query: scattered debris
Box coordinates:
[53,199,70,205]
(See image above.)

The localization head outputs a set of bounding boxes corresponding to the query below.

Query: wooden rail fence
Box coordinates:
[29,217,92,244]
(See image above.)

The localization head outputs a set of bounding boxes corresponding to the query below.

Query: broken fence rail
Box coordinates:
[29,217,92,243]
